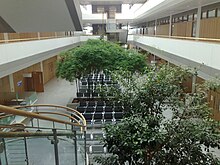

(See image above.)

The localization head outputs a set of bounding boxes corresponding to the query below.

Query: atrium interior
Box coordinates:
[0,0,220,164]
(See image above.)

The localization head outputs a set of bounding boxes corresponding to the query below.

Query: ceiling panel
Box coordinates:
[132,0,220,24]
[80,0,147,5]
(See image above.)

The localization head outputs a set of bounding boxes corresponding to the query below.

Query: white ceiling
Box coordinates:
[81,0,220,26]
[0,0,79,32]
[132,0,220,24]
[80,0,147,5]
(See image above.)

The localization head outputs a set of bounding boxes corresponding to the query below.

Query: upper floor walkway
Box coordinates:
[0,31,220,81]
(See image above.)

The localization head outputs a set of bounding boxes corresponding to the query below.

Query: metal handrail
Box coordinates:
[0,104,86,129]
[132,34,220,43]
[0,36,67,43]
[0,111,82,126]
[0,104,88,165]
[0,124,72,131]
[35,111,81,125]
[0,131,74,138]
[15,104,86,126]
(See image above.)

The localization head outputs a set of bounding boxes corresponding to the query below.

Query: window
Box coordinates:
[188,14,193,21]
[218,8,220,17]
[208,9,216,18]
[175,17,178,22]
[178,16,183,22]
[183,15,188,21]
[202,11,207,19]
[193,13,197,20]
[97,7,104,13]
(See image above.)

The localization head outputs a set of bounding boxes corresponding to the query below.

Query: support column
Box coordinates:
[9,74,15,92]
[155,19,157,36]
[192,71,198,93]
[196,6,202,38]
[52,129,59,165]
[24,137,29,165]
[169,15,173,37]
[3,33,9,43]
[74,131,78,165]
[40,61,44,84]
[37,32,40,40]
[84,131,87,165]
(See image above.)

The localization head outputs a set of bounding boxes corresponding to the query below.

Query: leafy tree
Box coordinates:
[56,39,147,82]
[95,65,220,165]
[94,155,119,165]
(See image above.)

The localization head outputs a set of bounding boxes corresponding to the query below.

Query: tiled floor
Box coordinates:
[36,78,77,106]
[28,78,86,165]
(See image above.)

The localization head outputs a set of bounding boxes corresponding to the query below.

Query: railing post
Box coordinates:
[53,121,55,128]
[35,107,40,131]
[2,138,8,165]
[84,130,87,165]
[74,131,78,165]
[31,118,34,127]
[24,137,29,165]
[52,129,59,165]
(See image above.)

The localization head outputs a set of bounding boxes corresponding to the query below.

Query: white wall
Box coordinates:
[0,35,100,78]
[80,35,100,42]
[128,35,220,77]
[0,37,78,65]
[82,13,107,24]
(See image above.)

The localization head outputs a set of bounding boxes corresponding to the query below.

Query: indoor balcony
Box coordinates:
[0,32,100,79]
[128,34,220,80]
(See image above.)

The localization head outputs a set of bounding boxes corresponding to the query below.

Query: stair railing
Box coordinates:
[0,104,87,165]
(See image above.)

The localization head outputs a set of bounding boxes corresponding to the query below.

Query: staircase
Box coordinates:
[0,104,87,165]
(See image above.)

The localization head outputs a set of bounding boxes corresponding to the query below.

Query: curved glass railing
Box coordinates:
[0,104,87,165]
[0,134,86,165]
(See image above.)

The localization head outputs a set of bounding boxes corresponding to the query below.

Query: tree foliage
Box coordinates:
[56,39,147,81]
[95,65,220,165]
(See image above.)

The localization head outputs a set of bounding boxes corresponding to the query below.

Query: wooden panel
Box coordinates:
[32,71,44,92]
[196,76,205,84]
[200,17,220,39]
[13,63,41,93]
[56,32,65,37]
[147,27,155,35]
[32,63,41,71]
[0,76,11,93]
[0,33,4,40]
[8,33,20,40]
[208,90,220,120]
[172,22,187,37]
[156,24,169,35]
[217,18,220,39]
[182,75,192,93]
[13,70,25,93]
[24,77,35,91]
[186,21,193,37]
[43,56,57,84]
[19,32,38,40]
[147,54,155,63]
[40,32,56,38]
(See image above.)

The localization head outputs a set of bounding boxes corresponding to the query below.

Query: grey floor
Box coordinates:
[25,78,85,165]
[36,78,77,106]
